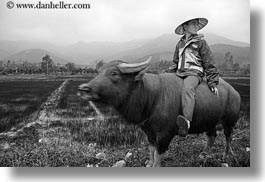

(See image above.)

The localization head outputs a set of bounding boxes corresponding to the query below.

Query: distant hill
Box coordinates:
[2,49,67,64]
[0,40,60,59]
[132,44,250,67]
[107,42,249,66]
[210,44,250,65]
[106,34,177,62]
[56,38,152,64]
[204,33,250,47]
[0,33,249,65]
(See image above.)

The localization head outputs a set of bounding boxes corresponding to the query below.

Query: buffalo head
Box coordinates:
[78,57,151,106]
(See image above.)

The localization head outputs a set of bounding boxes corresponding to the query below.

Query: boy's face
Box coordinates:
[184,20,199,35]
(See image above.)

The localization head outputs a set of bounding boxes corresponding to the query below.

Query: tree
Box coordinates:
[7,60,11,69]
[65,62,76,74]
[0,60,3,70]
[241,64,250,75]
[224,52,234,71]
[41,54,53,75]
[233,63,240,72]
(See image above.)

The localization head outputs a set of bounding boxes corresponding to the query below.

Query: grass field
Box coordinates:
[0,80,63,132]
[0,76,250,167]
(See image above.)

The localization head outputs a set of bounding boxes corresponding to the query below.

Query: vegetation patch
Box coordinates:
[0,80,63,132]
[0,77,250,167]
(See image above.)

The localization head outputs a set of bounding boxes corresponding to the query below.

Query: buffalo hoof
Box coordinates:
[146,163,152,167]
[145,160,154,167]
[145,160,161,167]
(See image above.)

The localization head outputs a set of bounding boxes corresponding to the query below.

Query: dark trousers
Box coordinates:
[182,76,199,121]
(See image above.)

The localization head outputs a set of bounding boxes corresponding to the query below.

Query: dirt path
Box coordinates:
[0,79,70,139]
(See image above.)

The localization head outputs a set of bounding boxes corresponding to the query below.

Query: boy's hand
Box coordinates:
[210,86,219,95]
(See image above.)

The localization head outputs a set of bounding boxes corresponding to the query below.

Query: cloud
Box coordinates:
[0,0,250,44]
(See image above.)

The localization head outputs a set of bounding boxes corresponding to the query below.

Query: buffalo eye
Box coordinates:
[111,71,118,76]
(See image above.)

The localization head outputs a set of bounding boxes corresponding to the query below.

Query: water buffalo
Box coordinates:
[78,57,241,167]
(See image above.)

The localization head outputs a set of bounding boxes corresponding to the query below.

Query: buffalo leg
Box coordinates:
[153,133,174,167]
[223,124,240,165]
[141,127,157,167]
[223,125,234,157]
[146,145,161,167]
[146,145,155,167]
[203,127,217,153]
[152,148,161,167]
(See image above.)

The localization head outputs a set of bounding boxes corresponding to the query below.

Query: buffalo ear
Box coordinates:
[135,67,149,81]
[96,60,104,72]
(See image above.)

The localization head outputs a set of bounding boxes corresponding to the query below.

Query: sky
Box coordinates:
[0,0,250,44]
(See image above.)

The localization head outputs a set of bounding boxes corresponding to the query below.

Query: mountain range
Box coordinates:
[2,49,68,64]
[0,33,250,66]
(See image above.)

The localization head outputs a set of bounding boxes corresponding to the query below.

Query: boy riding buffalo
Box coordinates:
[166,17,219,137]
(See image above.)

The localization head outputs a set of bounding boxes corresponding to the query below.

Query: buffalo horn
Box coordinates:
[118,56,151,73]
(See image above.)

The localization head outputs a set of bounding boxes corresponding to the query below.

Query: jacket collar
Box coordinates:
[180,34,204,43]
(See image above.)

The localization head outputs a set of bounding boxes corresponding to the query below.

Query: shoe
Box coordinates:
[177,115,190,137]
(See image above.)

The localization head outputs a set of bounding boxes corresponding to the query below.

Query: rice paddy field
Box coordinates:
[0,80,63,133]
[0,75,250,167]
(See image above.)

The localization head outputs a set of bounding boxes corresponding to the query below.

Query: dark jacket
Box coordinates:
[168,34,219,88]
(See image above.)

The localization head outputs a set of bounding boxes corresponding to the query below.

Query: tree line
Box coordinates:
[148,51,250,76]
[0,54,97,75]
[0,52,249,76]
